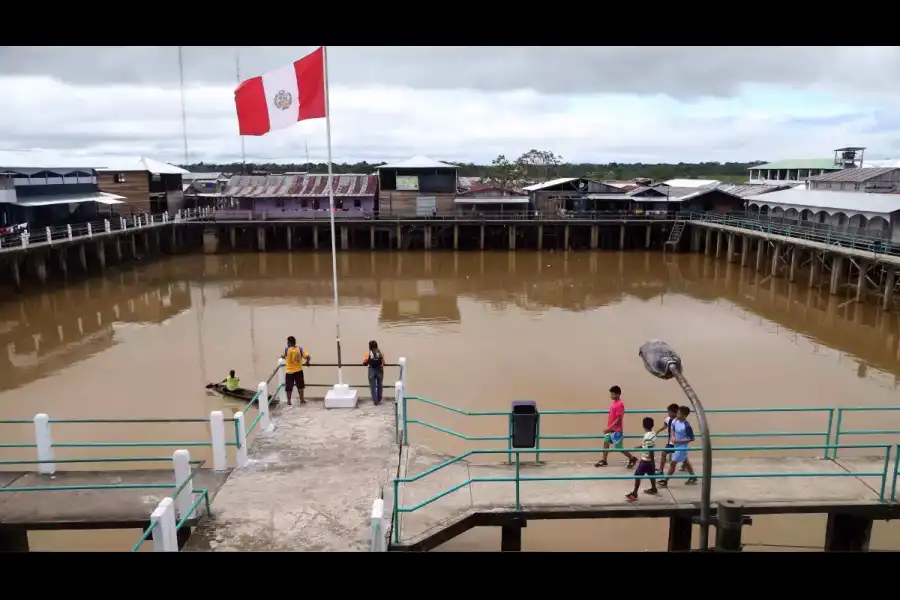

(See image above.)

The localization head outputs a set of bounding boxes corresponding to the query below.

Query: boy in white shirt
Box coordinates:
[626,416,659,501]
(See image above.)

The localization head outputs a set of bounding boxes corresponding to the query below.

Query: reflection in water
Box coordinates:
[1,251,899,551]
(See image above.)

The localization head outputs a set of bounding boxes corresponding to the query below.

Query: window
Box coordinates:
[300,199,308,209]
[115,173,126,183]
[353,198,361,209]
[275,198,285,208]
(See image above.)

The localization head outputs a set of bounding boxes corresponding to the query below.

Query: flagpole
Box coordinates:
[235,53,247,171]
[322,45,343,386]
[177,46,189,166]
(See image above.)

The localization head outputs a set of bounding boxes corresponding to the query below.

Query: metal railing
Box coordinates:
[0,208,208,252]
[392,396,900,543]
[686,212,900,257]
[391,442,900,544]
[191,208,680,223]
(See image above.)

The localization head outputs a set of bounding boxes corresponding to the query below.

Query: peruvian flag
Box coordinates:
[234,47,326,136]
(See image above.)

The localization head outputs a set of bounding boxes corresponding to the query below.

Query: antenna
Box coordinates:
[236,53,247,172]
[305,140,310,167]
[177,46,189,166]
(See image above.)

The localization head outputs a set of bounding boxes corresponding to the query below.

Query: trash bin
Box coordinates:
[510,400,539,449]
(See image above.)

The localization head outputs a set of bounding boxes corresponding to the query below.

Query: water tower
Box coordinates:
[833,146,866,169]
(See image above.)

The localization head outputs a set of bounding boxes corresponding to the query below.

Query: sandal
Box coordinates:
[594,460,608,467]
[644,489,659,495]
[658,480,668,488]
[627,457,638,469]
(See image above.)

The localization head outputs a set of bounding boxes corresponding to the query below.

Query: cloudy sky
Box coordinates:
[2,46,900,166]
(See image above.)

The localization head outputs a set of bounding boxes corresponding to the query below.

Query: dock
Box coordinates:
[184,401,400,552]
[0,469,230,528]
[393,446,900,551]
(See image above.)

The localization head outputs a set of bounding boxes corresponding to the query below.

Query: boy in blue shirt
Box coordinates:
[658,405,698,487]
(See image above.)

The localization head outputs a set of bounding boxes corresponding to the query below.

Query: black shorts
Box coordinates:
[285,371,305,390]
[635,460,656,477]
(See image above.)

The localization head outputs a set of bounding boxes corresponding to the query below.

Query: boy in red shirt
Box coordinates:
[595,385,638,469]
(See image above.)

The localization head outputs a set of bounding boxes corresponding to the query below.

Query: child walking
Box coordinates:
[656,403,679,475]
[659,406,698,487]
[626,416,659,501]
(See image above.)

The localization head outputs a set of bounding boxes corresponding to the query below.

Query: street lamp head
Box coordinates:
[638,339,683,380]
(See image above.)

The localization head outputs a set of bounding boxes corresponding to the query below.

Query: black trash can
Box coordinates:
[510,400,539,449]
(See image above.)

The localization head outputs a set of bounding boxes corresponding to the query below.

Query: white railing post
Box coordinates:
[19,232,27,248]
[370,498,386,552]
[398,356,407,391]
[33,413,55,475]
[121,217,126,230]
[209,411,227,471]
[150,497,178,552]
[67,224,73,240]
[234,412,248,467]
[45,226,52,244]
[257,382,272,432]
[172,449,194,521]
[87,223,93,237]
[277,358,287,405]
[104,219,111,233]
[395,381,405,444]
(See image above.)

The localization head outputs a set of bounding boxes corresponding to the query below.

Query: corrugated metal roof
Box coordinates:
[454,197,529,204]
[661,178,721,188]
[751,158,839,171]
[15,192,126,207]
[745,188,900,215]
[717,183,791,198]
[807,167,899,183]
[222,174,377,198]
[184,172,224,181]
[96,157,189,175]
[522,177,580,192]
[376,155,457,170]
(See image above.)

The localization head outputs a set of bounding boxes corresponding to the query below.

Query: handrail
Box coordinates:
[391,443,898,544]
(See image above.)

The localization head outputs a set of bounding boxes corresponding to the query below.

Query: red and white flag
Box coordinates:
[234,47,326,136]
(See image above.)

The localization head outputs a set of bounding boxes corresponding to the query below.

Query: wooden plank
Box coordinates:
[0,469,231,530]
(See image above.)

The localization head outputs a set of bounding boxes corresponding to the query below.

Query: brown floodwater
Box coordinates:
[1,251,899,551]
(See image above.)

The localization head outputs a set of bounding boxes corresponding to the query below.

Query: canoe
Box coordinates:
[205,382,277,405]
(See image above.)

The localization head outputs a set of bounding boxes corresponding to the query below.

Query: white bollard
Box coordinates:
[395,381,405,444]
[370,498,386,552]
[104,219,110,233]
[33,413,55,474]
[67,224,73,240]
[277,359,287,405]
[172,449,194,521]
[150,497,178,552]
[234,412,248,467]
[209,411,227,472]
[87,223,93,237]
[398,356,407,391]
[45,226,52,244]
[257,382,272,432]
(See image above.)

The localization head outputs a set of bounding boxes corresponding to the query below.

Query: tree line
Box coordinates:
[183,149,764,185]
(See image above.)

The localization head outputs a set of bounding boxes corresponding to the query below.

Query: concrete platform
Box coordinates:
[395,446,899,545]
[184,401,400,552]
[0,469,230,529]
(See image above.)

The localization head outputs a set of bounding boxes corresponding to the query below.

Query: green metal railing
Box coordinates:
[394,396,900,543]
[391,442,900,543]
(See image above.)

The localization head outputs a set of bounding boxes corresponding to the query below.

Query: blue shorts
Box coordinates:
[604,431,624,448]
[672,447,689,464]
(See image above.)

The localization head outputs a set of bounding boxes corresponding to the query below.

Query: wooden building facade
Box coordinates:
[97,158,187,215]
[376,156,458,216]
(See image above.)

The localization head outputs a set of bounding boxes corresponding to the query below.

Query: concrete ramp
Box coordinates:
[185,402,400,552]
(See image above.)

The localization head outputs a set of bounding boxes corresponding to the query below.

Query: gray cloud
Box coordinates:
[3,46,900,99]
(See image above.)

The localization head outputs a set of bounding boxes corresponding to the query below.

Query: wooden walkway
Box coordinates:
[0,469,230,529]
[395,446,899,547]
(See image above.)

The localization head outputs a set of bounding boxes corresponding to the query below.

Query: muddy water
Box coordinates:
[1,251,899,551]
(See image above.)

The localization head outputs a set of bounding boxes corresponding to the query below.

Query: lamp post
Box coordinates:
[638,340,712,551]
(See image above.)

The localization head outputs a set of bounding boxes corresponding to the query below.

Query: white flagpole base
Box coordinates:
[324,383,358,409]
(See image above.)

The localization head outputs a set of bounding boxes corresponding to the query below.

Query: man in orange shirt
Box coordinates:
[281,336,310,406]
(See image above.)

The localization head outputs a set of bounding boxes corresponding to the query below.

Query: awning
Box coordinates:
[15,192,126,207]
[454,197,529,205]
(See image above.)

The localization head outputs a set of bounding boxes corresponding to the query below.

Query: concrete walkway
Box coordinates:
[185,401,399,552]
[396,445,897,544]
